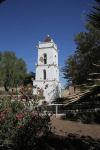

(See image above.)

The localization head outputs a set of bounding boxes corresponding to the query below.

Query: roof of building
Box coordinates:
[44,35,51,42]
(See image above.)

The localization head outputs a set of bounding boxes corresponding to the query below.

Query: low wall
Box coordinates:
[0,86,5,91]
[61,86,80,97]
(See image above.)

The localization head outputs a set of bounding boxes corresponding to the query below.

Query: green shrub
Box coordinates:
[79,113,95,124]
[0,84,51,150]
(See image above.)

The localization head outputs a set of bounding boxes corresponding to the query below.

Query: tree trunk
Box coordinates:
[4,82,8,91]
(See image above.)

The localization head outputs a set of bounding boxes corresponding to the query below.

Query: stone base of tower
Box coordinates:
[33,80,61,105]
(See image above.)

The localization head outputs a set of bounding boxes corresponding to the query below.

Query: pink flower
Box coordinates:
[36,115,39,118]
[1,112,3,116]
[5,108,8,111]
[9,91,11,94]
[16,114,20,118]
[20,96,23,99]
[22,86,24,89]
[9,112,12,115]
[32,114,34,118]
[19,113,23,117]
[30,95,32,98]
[10,101,14,104]
[36,85,37,86]
[2,116,5,119]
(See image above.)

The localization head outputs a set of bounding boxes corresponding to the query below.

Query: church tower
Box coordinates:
[33,35,61,105]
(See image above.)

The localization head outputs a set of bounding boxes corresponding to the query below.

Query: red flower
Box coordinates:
[9,91,11,94]
[36,115,39,118]
[9,112,12,115]
[2,116,5,119]
[22,86,24,89]
[6,108,9,111]
[16,115,19,118]
[30,95,33,98]
[36,85,37,86]
[32,114,34,118]
[1,112,3,116]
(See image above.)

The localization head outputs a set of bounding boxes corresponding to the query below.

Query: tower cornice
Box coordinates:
[36,46,59,52]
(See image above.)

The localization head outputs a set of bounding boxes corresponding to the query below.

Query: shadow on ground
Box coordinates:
[1,131,100,150]
[34,131,100,150]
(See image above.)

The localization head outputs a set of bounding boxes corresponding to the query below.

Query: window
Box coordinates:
[44,53,47,64]
[43,69,46,80]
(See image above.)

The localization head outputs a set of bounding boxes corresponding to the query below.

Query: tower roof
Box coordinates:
[44,35,51,42]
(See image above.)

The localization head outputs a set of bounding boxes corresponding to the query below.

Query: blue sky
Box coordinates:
[0,0,98,89]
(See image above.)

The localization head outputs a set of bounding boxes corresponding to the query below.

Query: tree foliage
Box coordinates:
[82,0,100,30]
[0,51,27,90]
[23,71,35,86]
[0,0,6,4]
[60,23,100,87]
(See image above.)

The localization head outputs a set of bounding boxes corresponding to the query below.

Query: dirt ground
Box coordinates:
[49,115,100,140]
[34,115,100,150]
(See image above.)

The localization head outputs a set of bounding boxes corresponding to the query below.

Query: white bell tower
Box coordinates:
[33,35,61,105]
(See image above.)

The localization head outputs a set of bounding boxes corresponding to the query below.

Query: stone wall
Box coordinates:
[61,86,80,97]
[61,89,69,97]
[0,86,5,91]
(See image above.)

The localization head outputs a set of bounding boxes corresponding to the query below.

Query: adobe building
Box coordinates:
[33,35,61,105]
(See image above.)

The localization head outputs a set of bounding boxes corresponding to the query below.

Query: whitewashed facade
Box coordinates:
[33,35,61,105]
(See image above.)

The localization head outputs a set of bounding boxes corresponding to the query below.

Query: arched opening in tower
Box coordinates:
[43,69,46,80]
[44,53,47,64]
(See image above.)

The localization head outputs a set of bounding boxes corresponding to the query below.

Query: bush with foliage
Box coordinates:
[0,84,51,150]
[78,113,95,124]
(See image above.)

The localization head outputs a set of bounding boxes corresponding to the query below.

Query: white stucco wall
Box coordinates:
[33,80,61,103]
[38,48,58,65]
[33,37,61,105]
[36,65,60,81]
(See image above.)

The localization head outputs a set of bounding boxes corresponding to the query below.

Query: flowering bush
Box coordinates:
[0,83,50,149]
[46,84,48,87]
[45,84,48,89]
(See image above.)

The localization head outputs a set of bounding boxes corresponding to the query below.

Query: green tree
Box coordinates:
[0,52,5,86]
[23,71,35,86]
[0,51,27,90]
[61,23,100,86]
[82,0,100,30]
[0,0,6,4]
